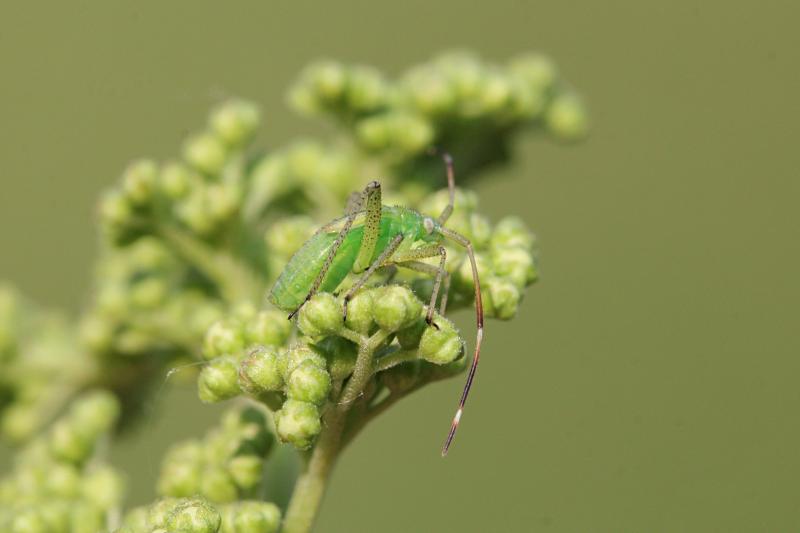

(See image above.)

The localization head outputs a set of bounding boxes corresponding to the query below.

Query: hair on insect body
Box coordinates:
[268,150,484,456]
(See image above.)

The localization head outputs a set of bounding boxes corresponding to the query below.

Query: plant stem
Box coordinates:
[283,333,384,533]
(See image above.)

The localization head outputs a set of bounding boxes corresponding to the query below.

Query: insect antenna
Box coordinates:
[428,147,456,224]
[438,226,484,456]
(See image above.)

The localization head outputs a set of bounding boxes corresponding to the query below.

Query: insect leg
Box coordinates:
[438,227,483,456]
[391,245,448,323]
[352,181,382,274]
[342,233,404,321]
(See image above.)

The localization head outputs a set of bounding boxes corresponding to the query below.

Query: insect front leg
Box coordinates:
[390,245,448,326]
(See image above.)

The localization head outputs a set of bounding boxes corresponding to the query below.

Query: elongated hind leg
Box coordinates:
[287,181,382,319]
[341,234,404,321]
[390,245,447,325]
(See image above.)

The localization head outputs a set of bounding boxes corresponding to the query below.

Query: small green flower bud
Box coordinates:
[231,502,281,533]
[198,358,241,403]
[275,400,321,450]
[175,189,216,236]
[346,65,387,112]
[70,390,120,437]
[158,459,202,497]
[183,132,228,175]
[297,293,343,338]
[0,403,40,442]
[492,246,537,288]
[418,317,464,365]
[50,420,93,464]
[455,252,491,292]
[98,191,133,229]
[45,462,82,497]
[484,277,522,320]
[403,67,456,116]
[227,455,264,491]
[355,115,391,151]
[306,60,347,103]
[82,465,125,510]
[287,359,331,405]
[159,161,193,199]
[166,498,222,533]
[393,113,435,155]
[205,182,240,223]
[373,285,423,332]
[313,336,357,381]
[491,216,535,250]
[284,344,326,377]
[122,159,158,206]
[148,498,181,528]
[203,319,246,360]
[508,53,558,91]
[343,290,374,335]
[200,466,239,503]
[468,213,492,247]
[264,216,315,258]
[38,501,70,533]
[210,99,260,146]
[245,310,291,347]
[545,92,588,141]
[238,346,284,394]
[478,70,512,114]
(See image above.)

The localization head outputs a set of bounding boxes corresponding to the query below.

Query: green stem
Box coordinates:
[282,331,387,533]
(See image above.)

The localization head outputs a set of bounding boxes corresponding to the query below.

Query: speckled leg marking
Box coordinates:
[342,233,404,321]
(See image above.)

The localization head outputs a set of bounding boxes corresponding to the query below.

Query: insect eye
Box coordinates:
[423,217,435,234]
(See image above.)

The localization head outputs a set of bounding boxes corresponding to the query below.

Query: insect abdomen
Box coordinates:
[268,227,365,311]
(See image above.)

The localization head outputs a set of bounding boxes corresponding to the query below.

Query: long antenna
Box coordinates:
[439,226,484,456]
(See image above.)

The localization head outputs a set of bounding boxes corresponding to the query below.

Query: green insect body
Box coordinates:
[269,206,440,311]
[268,153,484,456]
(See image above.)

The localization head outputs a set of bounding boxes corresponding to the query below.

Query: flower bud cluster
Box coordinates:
[99,99,259,244]
[119,496,281,533]
[0,391,124,532]
[0,286,95,443]
[157,405,274,503]
[287,51,587,164]
[415,189,540,319]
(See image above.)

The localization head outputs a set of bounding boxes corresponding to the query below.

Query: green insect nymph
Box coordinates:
[268,152,484,456]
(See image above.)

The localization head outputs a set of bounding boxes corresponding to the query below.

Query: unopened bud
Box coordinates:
[297,293,343,338]
[210,99,260,146]
[184,132,227,175]
[418,317,464,365]
[275,400,321,450]
[286,359,332,405]
[203,319,246,360]
[373,285,423,332]
[198,358,241,403]
[166,498,222,533]
[238,346,284,393]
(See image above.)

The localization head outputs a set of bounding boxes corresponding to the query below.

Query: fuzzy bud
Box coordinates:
[198,358,241,403]
[203,319,246,360]
[484,277,522,320]
[286,359,332,405]
[275,400,321,450]
[82,465,125,511]
[314,336,357,381]
[159,161,193,199]
[343,289,374,335]
[491,216,535,250]
[491,246,537,288]
[373,285,423,332]
[166,498,222,533]
[210,99,260,146]
[284,344,327,378]
[229,501,282,533]
[245,310,291,347]
[200,466,239,504]
[122,159,158,206]
[184,132,227,175]
[226,455,264,491]
[297,293,343,338]
[545,92,589,141]
[238,346,284,394]
[50,420,93,465]
[418,317,464,365]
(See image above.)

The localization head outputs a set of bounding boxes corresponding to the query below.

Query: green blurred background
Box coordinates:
[1,1,798,531]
